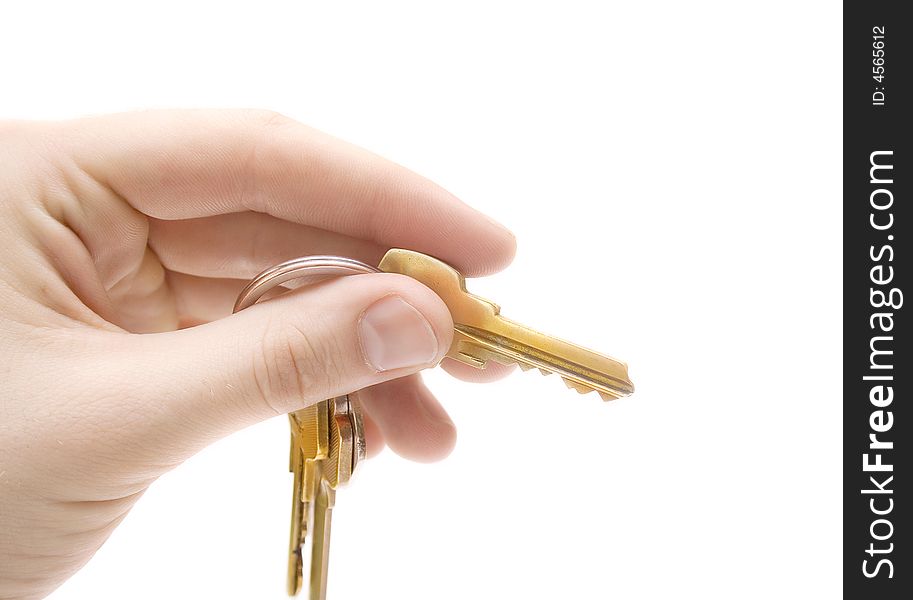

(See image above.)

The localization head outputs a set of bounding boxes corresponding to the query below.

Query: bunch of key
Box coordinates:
[234,249,634,599]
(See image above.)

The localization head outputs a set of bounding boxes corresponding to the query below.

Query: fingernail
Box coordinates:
[358,296,440,371]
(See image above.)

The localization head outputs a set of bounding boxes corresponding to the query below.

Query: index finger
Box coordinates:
[62,109,516,277]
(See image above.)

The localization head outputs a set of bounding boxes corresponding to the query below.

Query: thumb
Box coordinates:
[126,272,453,447]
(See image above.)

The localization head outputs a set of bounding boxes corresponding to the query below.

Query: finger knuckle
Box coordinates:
[235,110,297,214]
[248,108,295,131]
[250,317,342,414]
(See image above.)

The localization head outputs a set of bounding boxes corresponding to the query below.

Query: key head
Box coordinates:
[378,249,507,369]
[378,248,503,324]
[290,405,331,464]
[325,394,366,488]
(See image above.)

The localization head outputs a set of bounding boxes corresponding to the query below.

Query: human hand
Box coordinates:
[0,110,516,600]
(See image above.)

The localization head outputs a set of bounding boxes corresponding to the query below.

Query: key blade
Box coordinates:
[308,480,336,600]
[287,448,306,596]
[456,324,634,400]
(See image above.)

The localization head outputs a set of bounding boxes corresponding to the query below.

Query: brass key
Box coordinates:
[378,249,634,400]
[287,394,365,599]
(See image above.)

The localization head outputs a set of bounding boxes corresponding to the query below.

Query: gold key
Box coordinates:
[378,249,634,400]
[287,394,365,599]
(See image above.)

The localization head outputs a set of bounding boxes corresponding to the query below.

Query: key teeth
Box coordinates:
[562,377,589,393]
[561,376,603,398]
[505,356,619,402]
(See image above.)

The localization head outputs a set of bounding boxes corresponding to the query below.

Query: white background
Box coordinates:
[1,1,841,598]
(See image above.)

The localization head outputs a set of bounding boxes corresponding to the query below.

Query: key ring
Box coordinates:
[232,254,381,312]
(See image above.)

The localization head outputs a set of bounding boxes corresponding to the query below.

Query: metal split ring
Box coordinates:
[232,255,381,313]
